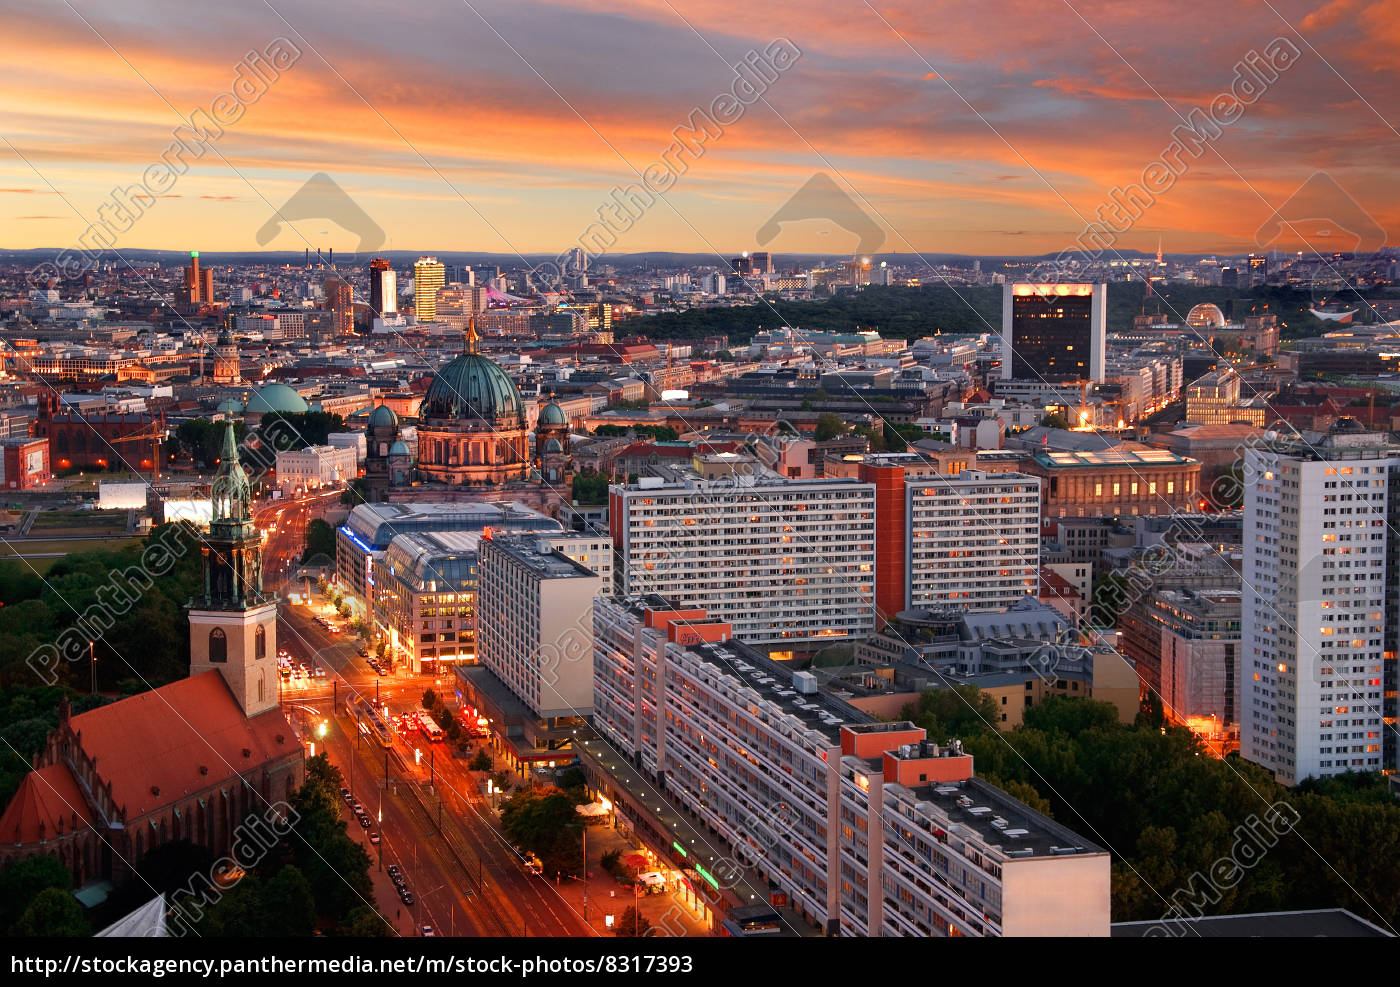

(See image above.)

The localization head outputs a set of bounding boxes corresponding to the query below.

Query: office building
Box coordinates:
[906,470,1041,611]
[1242,422,1397,784]
[608,474,877,648]
[413,256,447,322]
[324,275,353,336]
[176,250,214,305]
[1001,282,1107,383]
[369,258,396,317]
[1184,369,1265,425]
[273,444,357,493]
[477,534,601,718]
[332,501,559,619]
[587,598,1111,936]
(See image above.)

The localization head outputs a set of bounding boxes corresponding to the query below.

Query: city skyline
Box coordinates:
[3,0,1396,260]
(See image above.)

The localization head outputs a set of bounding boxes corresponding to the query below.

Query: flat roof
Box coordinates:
[486,535,600,580]
[627,599,870,743]
[1032,447,1196,469]
[897,776,1106,860]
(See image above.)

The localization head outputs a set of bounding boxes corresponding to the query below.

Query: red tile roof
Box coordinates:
[0,762,93,845]
[67,671,298,819]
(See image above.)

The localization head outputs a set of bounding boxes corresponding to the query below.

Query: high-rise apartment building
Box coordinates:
[1242,423,1398,784]
[1001,282,1107,383]
[413,256,446,322]
[608,475,876,646]
[588,598,1112,936]
[369,258,396,317]
[906,470,1041,611]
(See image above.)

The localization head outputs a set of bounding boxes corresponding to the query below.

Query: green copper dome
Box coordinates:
[537,400,567,426]
[245,382,310,414]
[422,324,524,423]
[369,404,399,429]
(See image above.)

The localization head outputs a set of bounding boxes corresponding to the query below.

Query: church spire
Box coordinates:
[465,315,480,355]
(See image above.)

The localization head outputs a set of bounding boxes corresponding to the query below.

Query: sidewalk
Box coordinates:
[540,822,713,939]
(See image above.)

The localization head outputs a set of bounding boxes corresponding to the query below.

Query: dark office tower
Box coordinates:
[369,258,396,317]
[328,247,334,268]
[751,251,773,275]
[731,254,754,276]
[1000,282,1107,383]
[324,276,353,336]
[304,247,310,267]
[1220,267,1239,288]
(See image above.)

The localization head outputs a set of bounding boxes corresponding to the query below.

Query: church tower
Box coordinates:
[211,327,241,385]
[188,422,278,716]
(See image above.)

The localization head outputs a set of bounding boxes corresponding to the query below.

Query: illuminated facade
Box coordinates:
[412,256,446,321]
[1242,426,1399,785]
[608,475,876,646]
[589,599,1111,936]
[1000,282,1106,383]
[906,471,1041,612]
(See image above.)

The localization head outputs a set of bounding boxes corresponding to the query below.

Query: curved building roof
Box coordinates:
[245,382,310,414]
[537,400,568,426]
[369,404,399,429]
[1186,303,1228,329]
[420,320,524,423]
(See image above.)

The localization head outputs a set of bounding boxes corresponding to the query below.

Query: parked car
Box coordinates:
[420,926,435,937]
[399,890,415,906]
[368,832,381,845]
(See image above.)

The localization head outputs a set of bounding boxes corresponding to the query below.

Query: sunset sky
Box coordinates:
[1,0,1395,261]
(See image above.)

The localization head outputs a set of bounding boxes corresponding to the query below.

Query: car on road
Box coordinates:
[314,667,326,679]
[357,814,371,829]
[351,802,363,815]
[340,787,352,804]
[420,926,435,937]
[356,645,368,657]
[368,832,381,845]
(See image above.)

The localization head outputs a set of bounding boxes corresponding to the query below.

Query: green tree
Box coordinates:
[302,518,336,563]
[614,905,651,937]
[470,749,493,772]
[286,755,374,921]
[571,470,609,506]
[0,855,73,930]
[264,865,317,937]
[10,887,88,937]
[1039,412,1070,429]
[814,413,846,442]
[340,905,394,937]
[422,689,437,711]
[500,787,583,878]
[900,685,1000,740]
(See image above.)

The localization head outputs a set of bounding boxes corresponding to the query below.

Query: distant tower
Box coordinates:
[534,394,571,485]
[363,403,401,501]
[413,257,446,321]
[369,258,397,318]
[211,327,241,384]
[324,275,353,336]
[187,422,278,717]
[1156,236,1163,265]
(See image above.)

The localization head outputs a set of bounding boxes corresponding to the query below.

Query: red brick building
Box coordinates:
[0,436,50,489]
[33,393,162,474]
